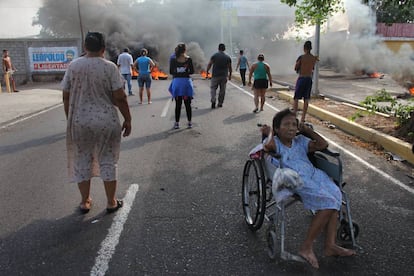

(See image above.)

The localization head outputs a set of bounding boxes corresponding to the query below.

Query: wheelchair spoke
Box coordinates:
[242,159,267,231]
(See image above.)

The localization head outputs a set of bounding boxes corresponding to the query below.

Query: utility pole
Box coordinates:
[312,22,320,96]
[77,0,85,51]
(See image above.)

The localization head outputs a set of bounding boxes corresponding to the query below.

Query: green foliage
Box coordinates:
[281,0,344,26]
[361,89,395,105]
[349,111,364,122]
[360,89,414,126]
[362,0,414,23]
[393,103,414,126]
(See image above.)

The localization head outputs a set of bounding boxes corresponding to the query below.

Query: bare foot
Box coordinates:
[324,244,356,257]
[299,249,319,269]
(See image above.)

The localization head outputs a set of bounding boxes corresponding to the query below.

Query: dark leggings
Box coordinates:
[240,68,247,86]
[175,96,192,122]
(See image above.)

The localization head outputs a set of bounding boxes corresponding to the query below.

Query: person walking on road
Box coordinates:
[206,43,232,109]
[293,40,318,124]
[2,49,19,92]
[117,48,134,96]
[62,32,132,214]
[235,50,249,87]
[134,48,155,104]
[169,43,195,129]
[248,53,272,113]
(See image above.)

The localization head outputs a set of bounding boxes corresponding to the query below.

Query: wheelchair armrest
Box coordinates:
[319,148,340,157]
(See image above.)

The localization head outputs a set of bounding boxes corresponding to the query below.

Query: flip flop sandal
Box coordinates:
[79,204,91,214]
[79,199,92,214]
[106,199,123,213]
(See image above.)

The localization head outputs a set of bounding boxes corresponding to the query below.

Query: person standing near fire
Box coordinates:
[248,53,272,113]
[2,49,19,92]
[117,48,134,96]
[134,48,155,104]
[62,32,132,214]
[293,40,318,124]
[206,43,232,109]
[235,50,249,87]
[169,43,195,129]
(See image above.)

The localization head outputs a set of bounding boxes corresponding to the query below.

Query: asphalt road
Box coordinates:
[0,78,413,275]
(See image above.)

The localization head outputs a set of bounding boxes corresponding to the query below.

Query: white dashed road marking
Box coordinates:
[161,98,172,117]
[90,184,139,276]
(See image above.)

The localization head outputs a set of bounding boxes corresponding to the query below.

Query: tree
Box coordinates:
[280,0,344,27]
[363,0,414,24]
[280,1,344,96]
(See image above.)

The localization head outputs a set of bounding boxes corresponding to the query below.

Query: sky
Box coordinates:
[0,0,42,38]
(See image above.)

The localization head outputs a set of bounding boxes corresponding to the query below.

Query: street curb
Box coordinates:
[232,73,414,165]
[278,91,414,164]
[0,103,63,129]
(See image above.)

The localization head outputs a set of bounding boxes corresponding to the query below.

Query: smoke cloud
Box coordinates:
[319,0,414,82]
[34,0,413,82]
[35,0,222,71]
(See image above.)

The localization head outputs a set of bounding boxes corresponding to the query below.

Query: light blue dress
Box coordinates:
[271,135,342,211]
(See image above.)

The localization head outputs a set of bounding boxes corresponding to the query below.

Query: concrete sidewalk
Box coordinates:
[0,82,62,127]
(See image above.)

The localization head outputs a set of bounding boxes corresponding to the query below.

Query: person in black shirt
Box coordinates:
[206,43,232,108]
[169,43,195,129]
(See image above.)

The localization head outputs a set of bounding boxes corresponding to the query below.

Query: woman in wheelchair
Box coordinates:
[262,108,356,269]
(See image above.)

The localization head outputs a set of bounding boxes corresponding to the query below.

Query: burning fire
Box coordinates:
[367,72,384,79]
[151,66,168,80]
[132,68,138,78]
[200,70,211,79]
[409,87,414,96]
[132,66,168,80]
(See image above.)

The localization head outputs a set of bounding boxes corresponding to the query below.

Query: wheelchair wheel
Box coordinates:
[242,159,266,231]
[267,230,278,260]
[337,219,360,242]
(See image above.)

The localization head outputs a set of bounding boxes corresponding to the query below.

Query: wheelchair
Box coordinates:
[241,133,360,261]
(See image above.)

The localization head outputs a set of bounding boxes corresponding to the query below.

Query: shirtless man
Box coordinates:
[293,41,318,123]
[2,49,19,92]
